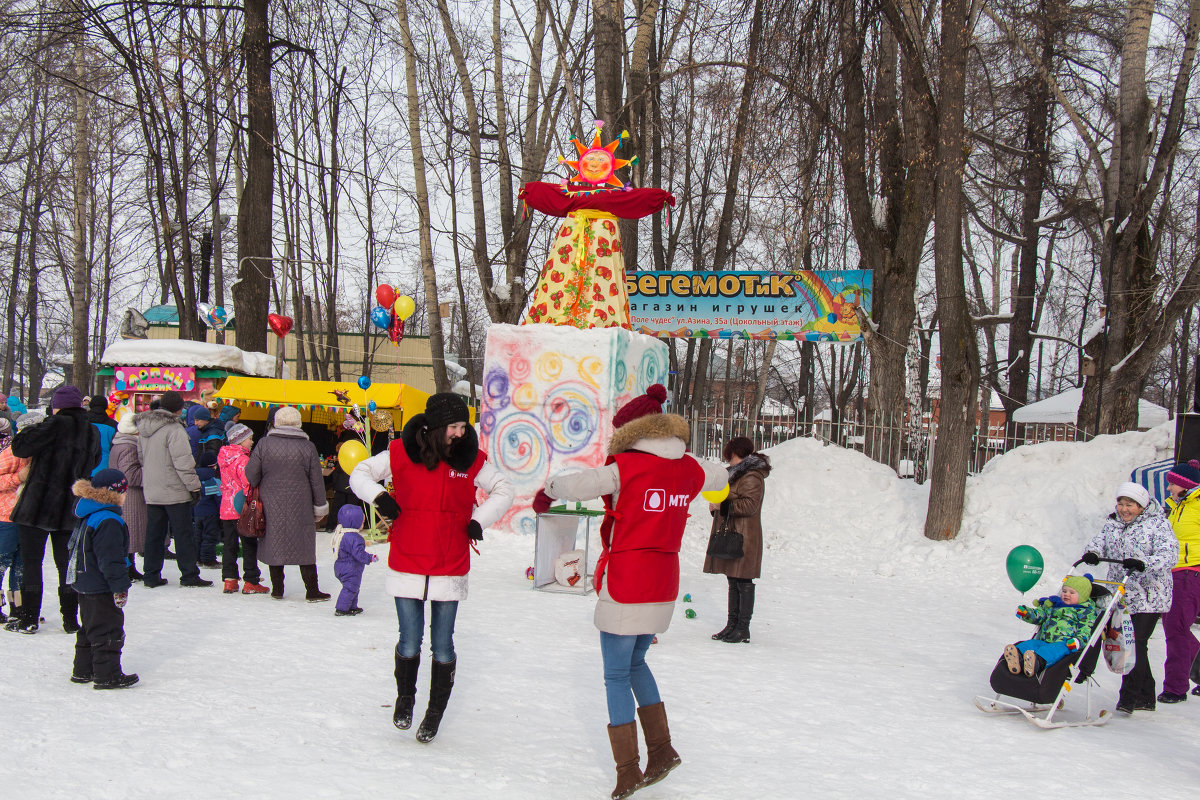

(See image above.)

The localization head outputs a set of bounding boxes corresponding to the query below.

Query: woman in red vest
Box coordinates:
[534,385,726,799]
[350,393,513,744]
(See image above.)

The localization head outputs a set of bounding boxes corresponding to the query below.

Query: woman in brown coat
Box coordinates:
[703,436,770,644]
[109,413,146,580]
[245,406,330,600]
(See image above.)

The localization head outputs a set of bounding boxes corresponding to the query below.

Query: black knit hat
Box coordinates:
[159,391,184,413]
[424,393,470,429]
[91,468,128,494]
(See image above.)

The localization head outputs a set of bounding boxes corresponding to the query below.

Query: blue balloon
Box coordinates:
[357,375,371,390]
[368,400,378,413]
[370,306,391,330]
[232,490,245,514]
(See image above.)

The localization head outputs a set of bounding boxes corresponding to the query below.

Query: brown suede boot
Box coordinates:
[606,721,644,800]
[636,701,681,787]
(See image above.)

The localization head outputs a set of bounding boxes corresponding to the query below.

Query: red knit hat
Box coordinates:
[1167,460,1200,492]
[613,384,667,429]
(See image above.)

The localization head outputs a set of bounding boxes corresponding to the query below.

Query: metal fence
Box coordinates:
[679,402,1092,482]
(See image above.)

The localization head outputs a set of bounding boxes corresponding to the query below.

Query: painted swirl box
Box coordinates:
[480,323,669,533]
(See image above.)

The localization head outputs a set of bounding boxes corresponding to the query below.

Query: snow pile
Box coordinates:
[100,339,288,379]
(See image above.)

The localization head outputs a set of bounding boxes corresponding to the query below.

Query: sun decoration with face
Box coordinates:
[559,120,636,195]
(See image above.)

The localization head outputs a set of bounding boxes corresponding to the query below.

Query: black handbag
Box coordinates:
[706,518,744,560]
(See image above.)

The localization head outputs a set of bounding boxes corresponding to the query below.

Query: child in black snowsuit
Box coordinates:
[192,451,221,568]
[68,468,138,689]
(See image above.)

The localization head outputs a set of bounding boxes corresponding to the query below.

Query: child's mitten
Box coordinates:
[1016,605,1030,618]
[1065,638,1082,652]
[370,554,379,563]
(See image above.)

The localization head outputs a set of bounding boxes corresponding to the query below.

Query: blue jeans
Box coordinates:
[0,520,21,593]
[1016,639,1071,668]
[394,597,458,663]
[600,632,661,726]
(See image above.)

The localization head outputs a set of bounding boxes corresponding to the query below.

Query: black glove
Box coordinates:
[189,490,201,506]
[718,498,731,517]
[374,492,401,520]
[1080,552,1100,565]
[1121,558,1146,572]
[467,520,483,541]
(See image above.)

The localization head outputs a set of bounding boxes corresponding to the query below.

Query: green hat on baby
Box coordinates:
[1062,575,1092,603]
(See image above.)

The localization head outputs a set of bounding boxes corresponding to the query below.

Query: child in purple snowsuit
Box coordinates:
[332,505,376,616]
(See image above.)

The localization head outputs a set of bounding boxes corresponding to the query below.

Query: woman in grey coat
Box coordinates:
[245,406,330,601]
[108,412,146,580]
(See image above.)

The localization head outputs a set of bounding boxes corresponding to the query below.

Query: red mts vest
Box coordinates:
[595,450,706,602]
[387,440,485,576]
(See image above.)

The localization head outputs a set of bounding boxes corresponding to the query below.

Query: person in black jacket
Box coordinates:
[7,385,100,634]
[67,468,138,689]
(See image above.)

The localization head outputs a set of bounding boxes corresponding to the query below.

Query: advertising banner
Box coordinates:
[625,269,872,341]
[113,366,196,393]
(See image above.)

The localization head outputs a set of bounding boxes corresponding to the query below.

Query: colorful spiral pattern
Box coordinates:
[544,381,600,455]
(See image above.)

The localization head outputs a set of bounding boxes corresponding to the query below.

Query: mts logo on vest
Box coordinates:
[643,488,689,512]
[448,469,470,478]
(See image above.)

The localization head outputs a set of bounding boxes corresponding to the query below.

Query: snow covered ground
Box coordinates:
[5,422,1200,798]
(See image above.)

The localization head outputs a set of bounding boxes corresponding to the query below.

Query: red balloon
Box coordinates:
[375,284,396,309]
[267,313,293,338]
[388,316,405,344]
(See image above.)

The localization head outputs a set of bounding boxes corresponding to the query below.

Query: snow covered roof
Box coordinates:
[1011,387,1168,429]
[99,339,288,379]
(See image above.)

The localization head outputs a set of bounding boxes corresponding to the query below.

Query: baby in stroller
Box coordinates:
[1002,575,1100,678]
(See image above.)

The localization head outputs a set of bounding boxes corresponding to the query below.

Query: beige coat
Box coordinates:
[703,461,768,580]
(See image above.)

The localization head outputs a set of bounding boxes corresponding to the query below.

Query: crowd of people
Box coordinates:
[0,387,364,641]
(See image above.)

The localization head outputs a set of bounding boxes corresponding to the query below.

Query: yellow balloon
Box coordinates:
[393,295,416,321]
[701,484,729,503]
[337,440,370,474]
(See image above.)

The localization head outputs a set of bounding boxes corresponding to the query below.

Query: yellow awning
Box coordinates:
[213,377,436,428]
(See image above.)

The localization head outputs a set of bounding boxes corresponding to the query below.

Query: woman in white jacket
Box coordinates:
[1082,481,1177,714]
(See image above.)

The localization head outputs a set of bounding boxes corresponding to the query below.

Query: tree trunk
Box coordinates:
[71,37,92,392]
[1078,0,1200,434]
[234,0,276,356]
[691,0,765,406]
[924,0,978,541]
[843,2,937,470]
[397,0,450,391]
[1003,0,1057,427]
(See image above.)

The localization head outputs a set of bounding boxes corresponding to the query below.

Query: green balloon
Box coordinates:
[1006,545,1044,593]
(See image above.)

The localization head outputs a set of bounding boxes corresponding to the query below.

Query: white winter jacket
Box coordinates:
[1084,501,1178,614]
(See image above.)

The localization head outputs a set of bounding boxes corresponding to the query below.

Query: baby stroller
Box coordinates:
[974,560,1132,729]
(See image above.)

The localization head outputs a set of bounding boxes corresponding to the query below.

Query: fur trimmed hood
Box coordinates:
[608,412,690,456]
[71,478,125,508]
[400,414,480,472]
[135,408,184,437]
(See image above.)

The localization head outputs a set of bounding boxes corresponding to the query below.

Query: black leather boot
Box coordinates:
[712,579,740,640]
[722,581,754,643]
[299,564,330,602]
[393,652,420,730]
[60,586,80,634]
[415,658,456,743]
